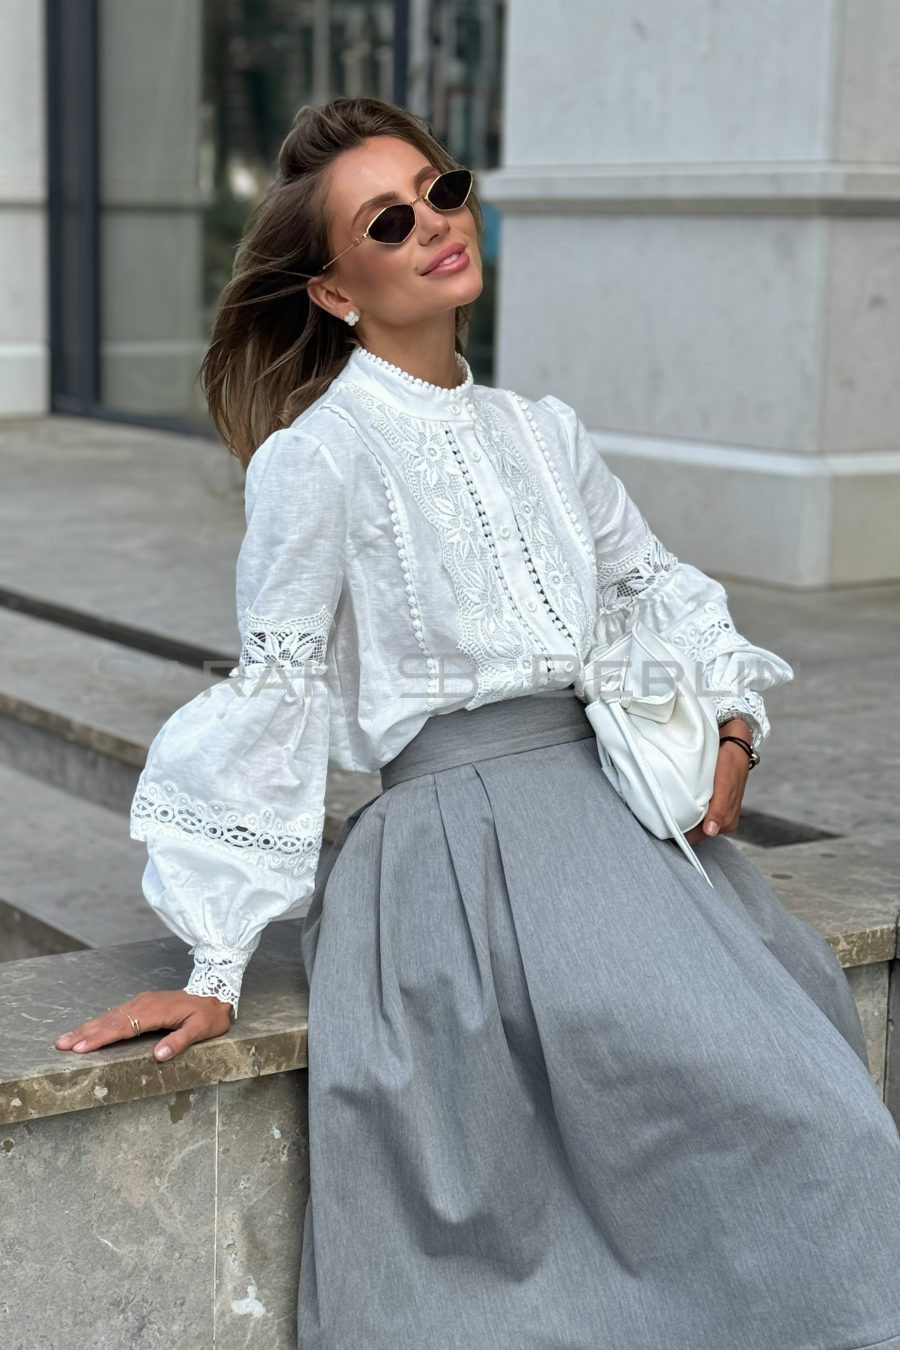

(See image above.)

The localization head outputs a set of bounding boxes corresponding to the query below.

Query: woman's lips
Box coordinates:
[423,246,469,276]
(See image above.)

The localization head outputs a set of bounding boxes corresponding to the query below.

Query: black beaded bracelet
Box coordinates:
[719,734,759,769]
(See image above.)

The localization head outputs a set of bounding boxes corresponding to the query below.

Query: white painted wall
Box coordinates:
[0,0,46,415]
[481,0,900,585]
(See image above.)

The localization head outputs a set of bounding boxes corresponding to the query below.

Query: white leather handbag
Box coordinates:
[581,619,720,886]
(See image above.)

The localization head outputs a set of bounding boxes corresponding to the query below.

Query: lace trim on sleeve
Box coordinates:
[593,533,779,749]
[130,779,326,879]
[597,530,680,612]
[663,598,750,664]
[232,603,333,672]
[713,693,767,748]
[663,598,768,747]
[184,944,255,1018]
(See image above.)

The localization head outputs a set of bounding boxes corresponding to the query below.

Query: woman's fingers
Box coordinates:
[54,991,232,1060]
[706,743,749,834]
[55,1000,149,1053]
[683,743,750,845]
[153,997,232,1061]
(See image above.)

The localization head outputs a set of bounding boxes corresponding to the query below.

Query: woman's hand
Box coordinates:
[54,991,233,1062]
[684,721,754,845]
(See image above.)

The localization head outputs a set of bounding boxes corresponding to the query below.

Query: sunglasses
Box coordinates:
[314,168,474,275]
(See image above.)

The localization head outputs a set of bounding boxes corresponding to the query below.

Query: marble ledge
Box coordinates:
[0,923,310,1128]
[2,838,899,1129]
[744,832,900,969]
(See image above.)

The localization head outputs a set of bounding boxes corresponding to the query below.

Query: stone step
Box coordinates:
[0,757,352,963]
[0,761,170,960]
[0,605,381,834]
[0,605,213,811]
[0,606,381,958]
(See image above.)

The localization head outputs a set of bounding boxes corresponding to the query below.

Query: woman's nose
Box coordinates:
[416,202,449,241]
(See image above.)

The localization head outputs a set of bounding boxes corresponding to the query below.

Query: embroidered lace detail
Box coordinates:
[322,401,442,712]
[234,604,333,671]
[597,528,680,612]
[511,393,596,566]
[184,946,254,1019]
[714,693,766,749]
[374,455,443,710]
[663,598,750,665]
[663,598,768,747]
[348,388,561,709]
[517,535,576,653]
[478,398,594,653]
[130,777,325,879]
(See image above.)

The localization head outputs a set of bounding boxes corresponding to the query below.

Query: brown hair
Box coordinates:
[198,96,484,469]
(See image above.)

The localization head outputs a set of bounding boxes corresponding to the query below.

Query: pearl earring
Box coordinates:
[344,310,359,327]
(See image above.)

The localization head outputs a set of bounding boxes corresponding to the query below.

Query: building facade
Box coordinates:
[2,0,503,431]
[479,0,900,586]
[3,1,898,585]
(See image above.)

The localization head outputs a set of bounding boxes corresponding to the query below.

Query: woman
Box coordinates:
[55,98,900,1349]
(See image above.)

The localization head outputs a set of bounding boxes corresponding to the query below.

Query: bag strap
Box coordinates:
[612,703,715,888]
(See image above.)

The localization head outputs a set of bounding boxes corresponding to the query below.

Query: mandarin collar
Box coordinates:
[337,342,476,420]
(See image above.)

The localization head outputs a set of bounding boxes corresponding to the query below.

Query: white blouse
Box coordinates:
[129,342,794,1017]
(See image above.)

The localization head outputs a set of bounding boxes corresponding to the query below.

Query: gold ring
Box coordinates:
[127,1014,141,1037]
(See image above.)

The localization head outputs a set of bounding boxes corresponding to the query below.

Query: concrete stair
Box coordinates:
[0,603,380,961]
[0,761,166,959]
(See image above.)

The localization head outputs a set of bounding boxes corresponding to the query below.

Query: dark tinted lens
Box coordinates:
[368,203,416,244]
[426,169,472,210]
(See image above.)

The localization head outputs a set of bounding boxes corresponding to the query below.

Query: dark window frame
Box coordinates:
[46,0,220,436]
[44,1,464,439]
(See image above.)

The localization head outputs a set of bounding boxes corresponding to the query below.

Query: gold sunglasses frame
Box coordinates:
[312,168,474,278]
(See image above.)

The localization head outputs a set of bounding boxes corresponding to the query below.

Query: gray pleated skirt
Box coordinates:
[297,687,900,1350]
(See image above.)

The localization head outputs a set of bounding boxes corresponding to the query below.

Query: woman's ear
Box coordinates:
[307,277,352,321]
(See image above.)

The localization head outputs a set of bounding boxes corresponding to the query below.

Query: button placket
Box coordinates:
[456,436,517,559]
[455,424,578,677]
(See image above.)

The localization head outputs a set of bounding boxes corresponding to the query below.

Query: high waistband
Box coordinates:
[380,686,595,789]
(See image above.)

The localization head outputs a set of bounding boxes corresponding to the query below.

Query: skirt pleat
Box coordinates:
[297,691,900,1350]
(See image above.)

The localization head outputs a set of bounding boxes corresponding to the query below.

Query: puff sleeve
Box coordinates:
[542,395,794,750]
[128,426,347,1018]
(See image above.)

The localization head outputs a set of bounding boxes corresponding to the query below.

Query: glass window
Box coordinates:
[82,0,504,429]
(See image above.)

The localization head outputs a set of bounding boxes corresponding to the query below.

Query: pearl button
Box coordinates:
[564,660,575,672]
[449,403,460,414]
[499,525,510,538]
[471,449,481,461]
[526,599,537,611]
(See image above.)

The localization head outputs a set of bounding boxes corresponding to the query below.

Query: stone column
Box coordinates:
[0,0,46,415]
[480,0,900,586]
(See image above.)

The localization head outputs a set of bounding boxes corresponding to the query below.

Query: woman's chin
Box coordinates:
[455,271,484,305]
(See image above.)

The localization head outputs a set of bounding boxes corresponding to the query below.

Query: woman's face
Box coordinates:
[307,135,483,332]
